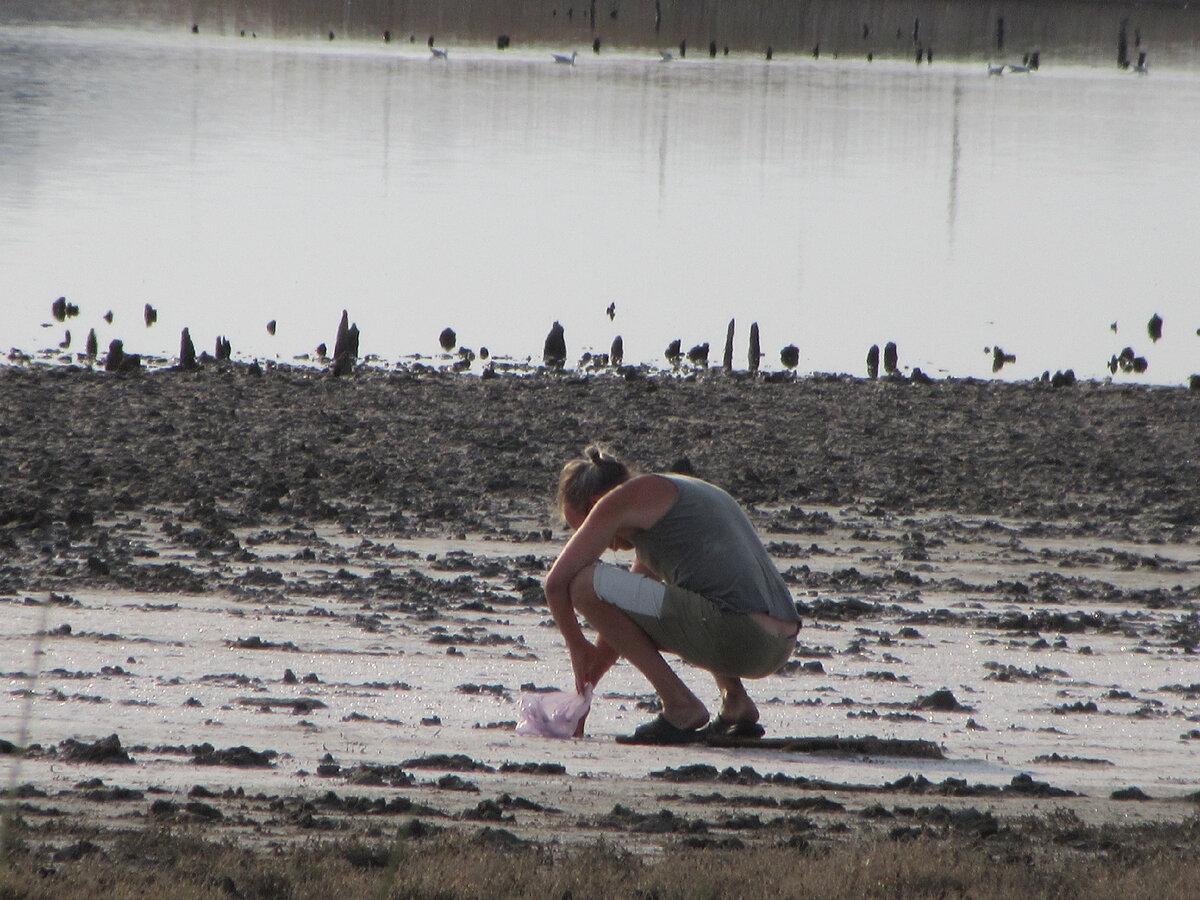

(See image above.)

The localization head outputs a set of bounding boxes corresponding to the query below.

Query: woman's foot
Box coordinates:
[714,676,759,729]
[616,713,709,745]
[706,716,766,740]
[661,703,710,733]
[716,703,759,728]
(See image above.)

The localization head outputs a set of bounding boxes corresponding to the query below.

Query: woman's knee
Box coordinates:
[567,564,601,612]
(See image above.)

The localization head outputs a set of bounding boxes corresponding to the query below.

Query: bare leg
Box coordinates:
[569,566,708,729]
[713,675,759,725]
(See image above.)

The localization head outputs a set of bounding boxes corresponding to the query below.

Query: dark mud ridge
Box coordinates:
[2,366,1198,591]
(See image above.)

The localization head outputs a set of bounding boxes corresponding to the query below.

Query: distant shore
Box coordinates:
[5,0,1200,66]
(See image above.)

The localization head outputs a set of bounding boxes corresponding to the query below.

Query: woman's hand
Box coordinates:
[570,638,618,736]
[571,637,618,695]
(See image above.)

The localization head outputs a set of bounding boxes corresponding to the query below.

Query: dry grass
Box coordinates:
[3,811,1200,899]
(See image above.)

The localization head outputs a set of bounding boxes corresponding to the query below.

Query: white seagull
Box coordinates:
[659,50,674,62]
[987,62,1004,76]
[552,51,577,65]
[430,46,448,60]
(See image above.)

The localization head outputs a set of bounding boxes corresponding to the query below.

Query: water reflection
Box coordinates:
[947,81,961,244]
[1,23,1199,383]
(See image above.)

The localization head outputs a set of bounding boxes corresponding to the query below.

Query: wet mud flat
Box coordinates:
[2,364,1200,890]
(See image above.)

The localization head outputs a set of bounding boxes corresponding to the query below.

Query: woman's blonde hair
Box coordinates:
[556,444,631,517]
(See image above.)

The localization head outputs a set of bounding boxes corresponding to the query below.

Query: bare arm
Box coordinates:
[544,475,673,620]
[543,475,676,687]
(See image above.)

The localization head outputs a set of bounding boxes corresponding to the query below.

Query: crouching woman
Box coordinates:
[543,446,800,744]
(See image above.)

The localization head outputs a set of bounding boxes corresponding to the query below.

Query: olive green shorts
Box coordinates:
[592,564,797,679]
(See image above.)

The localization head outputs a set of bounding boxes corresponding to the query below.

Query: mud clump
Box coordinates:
[1111,786,1151,801]
[403,753,496,773]
[596,804,708,835]
[58,734,134,764]
[912,689,972,712]
[192,743,278,767]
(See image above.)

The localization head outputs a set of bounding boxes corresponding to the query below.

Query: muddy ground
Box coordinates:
[2,362,1200,870]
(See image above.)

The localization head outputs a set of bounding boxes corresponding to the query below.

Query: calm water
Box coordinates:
[3,22,1200,382]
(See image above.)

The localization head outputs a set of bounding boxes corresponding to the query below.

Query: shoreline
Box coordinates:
[12,341,1200,392]
[5,0,1200,68]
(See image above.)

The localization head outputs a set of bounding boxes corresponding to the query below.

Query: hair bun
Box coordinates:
[558,446,632,517]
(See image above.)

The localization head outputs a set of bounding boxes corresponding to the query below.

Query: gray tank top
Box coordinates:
[632,474,799,622]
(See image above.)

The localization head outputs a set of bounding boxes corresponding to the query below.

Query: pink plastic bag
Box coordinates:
[515,685,593,739]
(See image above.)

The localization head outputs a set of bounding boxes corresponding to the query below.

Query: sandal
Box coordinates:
[615,714,708,745]
[705,716,766,740]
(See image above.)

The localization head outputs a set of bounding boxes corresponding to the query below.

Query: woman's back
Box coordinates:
[632,475,799,623]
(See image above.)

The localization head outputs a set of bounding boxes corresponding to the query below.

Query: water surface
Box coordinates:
[2,23,1199,381]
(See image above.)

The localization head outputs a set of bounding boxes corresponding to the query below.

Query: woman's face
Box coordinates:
[562,502,589,532]
[563,498,633,552]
